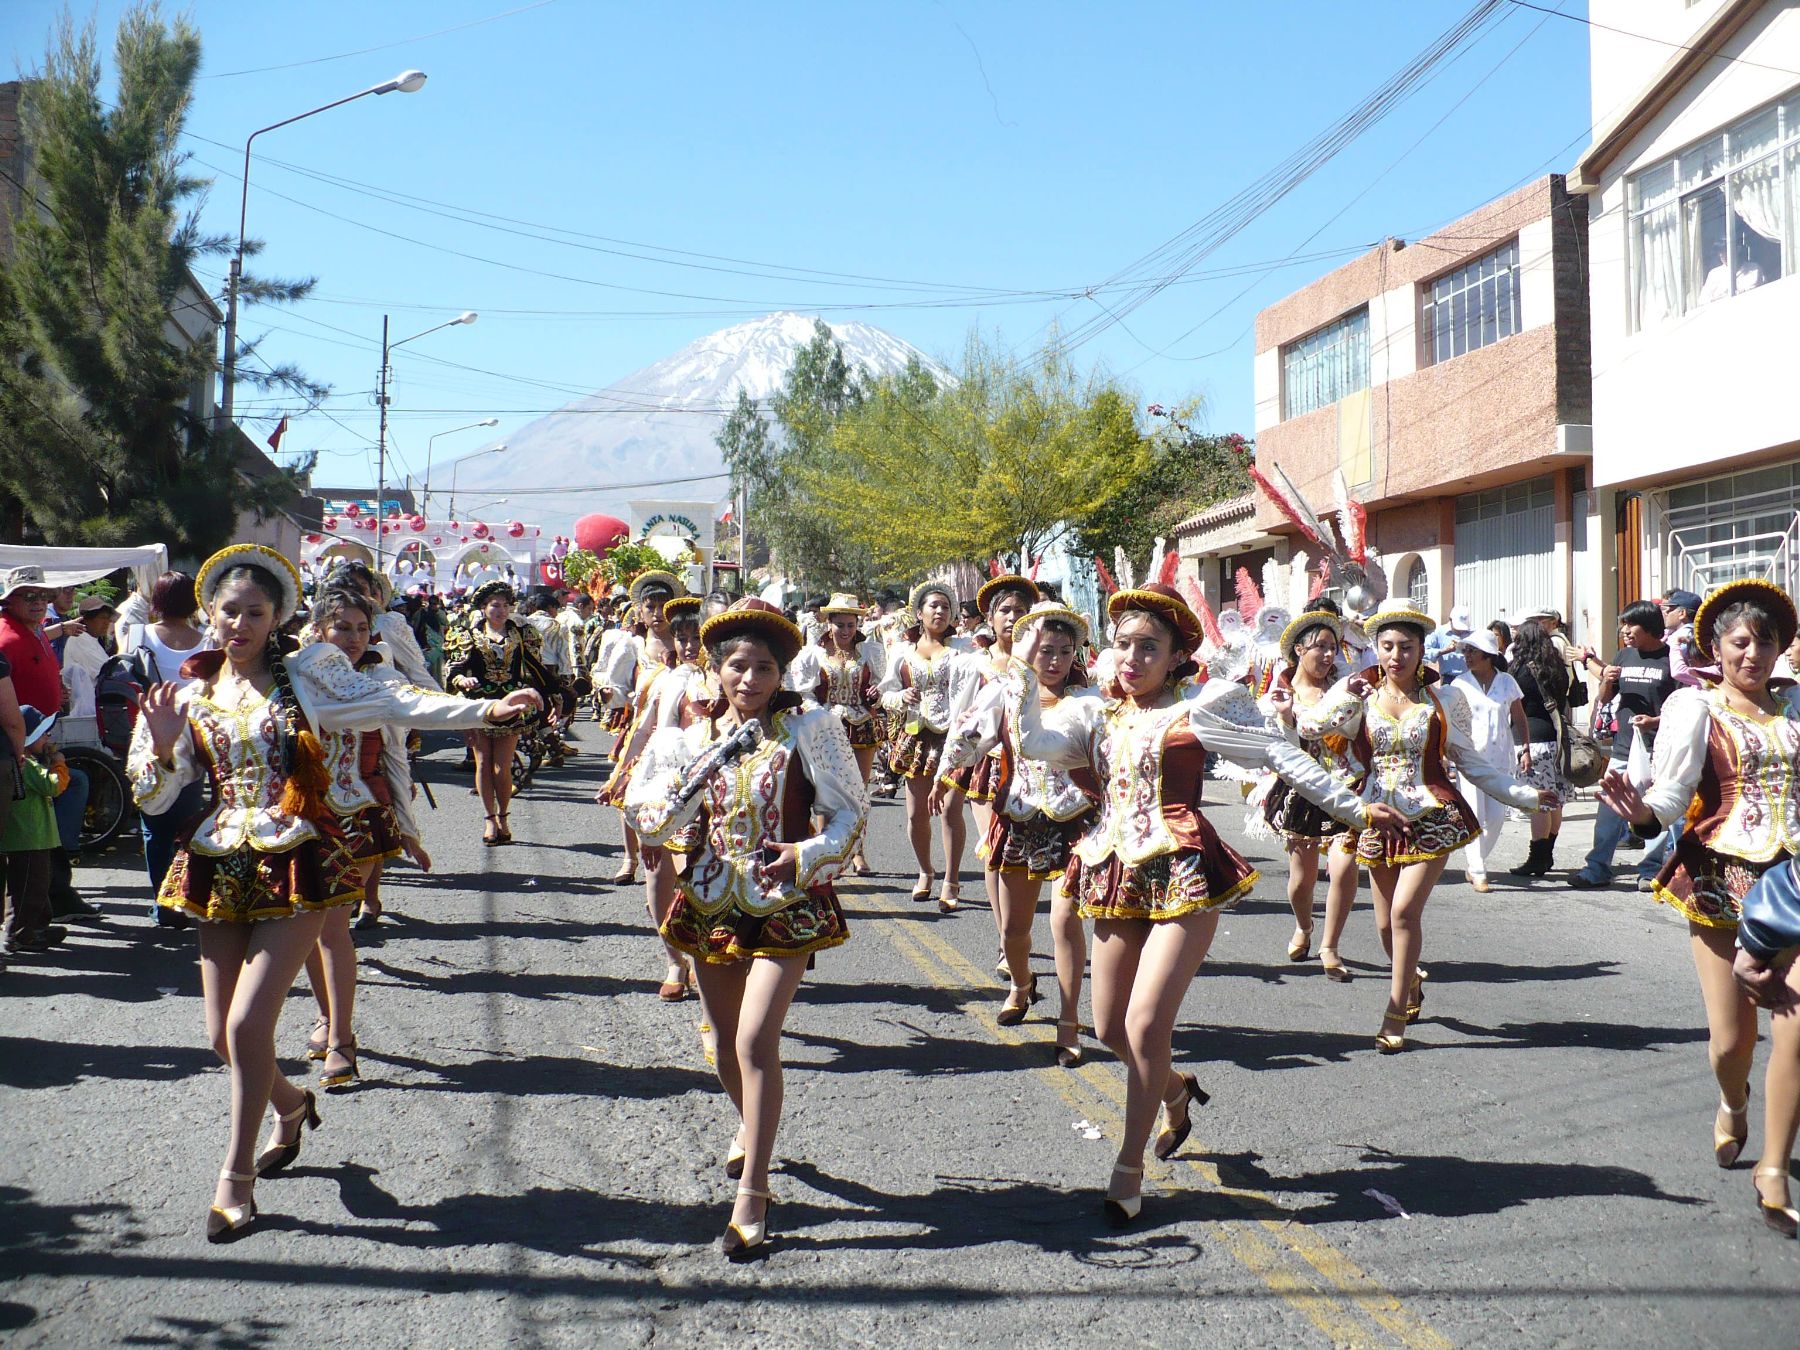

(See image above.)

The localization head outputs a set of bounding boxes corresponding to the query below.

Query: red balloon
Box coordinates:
[322,515,337,530]
[410,515,426,532]
[304,533,322,544]
[507,520,525,538]
[345,503,361,518]
[573,513,630,556]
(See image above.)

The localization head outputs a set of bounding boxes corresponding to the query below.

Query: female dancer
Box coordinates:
[1261,609,1364,978]
[1507,619,1571,877]
[1450,631,1525,894]
[300,587,432,1090]
[881,582,978,908]
[1596,579,1800,1237]
[801,594,883,875]
[443,580,550,846]
[129,545,537,1240]
[1012,582,1390,1223]
[597,573,682,886]
[944,575,1039,937]
[1297,599,1554,1052]
[625,598,865,1257]
[936,601,1097,1060]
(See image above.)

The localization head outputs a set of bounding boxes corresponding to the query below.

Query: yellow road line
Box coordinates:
[883,916,1451,1350]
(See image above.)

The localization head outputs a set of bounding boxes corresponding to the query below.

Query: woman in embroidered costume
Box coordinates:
[881,581,979,908]
[596,572,683,888]
[938,601,1099,1060]
[297,587,435,1093]
[625,599,865,1258]
[129,546,538,1243]
[785,593,883,875]
[941,575,1040,932]
[442,580,550,846]
[1012,582,1388,1224]
[1261,608,1365,980]
[1296,599,1554,1053]
[1597,580,1800,1238]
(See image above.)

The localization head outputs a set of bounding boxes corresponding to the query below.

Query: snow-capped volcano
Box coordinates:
[420,312,942,536]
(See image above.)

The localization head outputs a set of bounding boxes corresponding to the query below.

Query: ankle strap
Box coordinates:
[1112,1163,1143,1175]
[1754,1165,1791,1180]
[220,1169,256,1183]
[736,1185,774,1200]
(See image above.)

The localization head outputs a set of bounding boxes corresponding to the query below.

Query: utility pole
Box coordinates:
[376,314,391,569]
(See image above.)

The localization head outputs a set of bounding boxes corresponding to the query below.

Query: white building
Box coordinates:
[1572,0,1800,620]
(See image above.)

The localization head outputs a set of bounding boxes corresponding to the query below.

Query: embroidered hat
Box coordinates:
[1359,597,1435,640]
[1108,583,1203,652]
[628,570,683,605]
[469,579,515,609]
[909,580,956,613]
[1278,610,1343,663]
[699,597,804,666]
[196,544,303,621]
[976,574,1040,616]
[819,592,865,616]
[1693,578,1798,660]
[662,595,702,624]
[1012,599,1089,646]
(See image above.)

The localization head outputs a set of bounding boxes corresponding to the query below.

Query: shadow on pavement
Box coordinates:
[795,978,991,1018]
[357,1047,715,1100]
[1205,1145,1708,1221]
[783,1023,1048,1078]
[119,1313,288,1347]
[1427,1015,1708,1053]
[356,914,642,946]
[0,1184,142,1254]
[359,956,636,1002]
[0,1036,216,1090]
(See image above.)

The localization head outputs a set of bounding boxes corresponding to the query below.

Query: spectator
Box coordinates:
[1571,601,1679,890]
[59,594,118,688]
[1426,603,1475,682]
[0,650,24,861]
[1659,588,1703,686]
[114,580,151,631]
[1489,619,1512,657]
[44,585,80,660]
[0,568,67,718]
[1,705,69,958]
[1508,619,1573,876]
[1451,630,1526,892]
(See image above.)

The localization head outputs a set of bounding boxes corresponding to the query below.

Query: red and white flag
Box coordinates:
[267,416,289,452]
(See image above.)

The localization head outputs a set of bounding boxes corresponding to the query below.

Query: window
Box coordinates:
[1629,85,1800,330]
[1405,557,1430,613]
[1281,309,1369,420]
[1422,240,1522,364]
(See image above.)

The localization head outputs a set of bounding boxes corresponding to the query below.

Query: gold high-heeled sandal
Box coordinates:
[256,1089,322,1176]
[699,1019,717,1068]
[910,871,934,902]
[937,880,960,913]
[1753,1165,1799,1238]
[1375,1004,1409,1054]
[1716,1089,1751,1169]
[1104,1164,1143,1227]
[723,1185,774,1259]
[1054,1018,1083,1068]
[320,1041,359,1093]
[207,1169,259,1242]
[1403,972,1426,1024]
[1286,926,1312,962]
[725,1130,747,1181]
[996,975,1038,1027]
[1153,1073,1210,1161]
[1319,947,1351,982]
[305,1014,330,1061]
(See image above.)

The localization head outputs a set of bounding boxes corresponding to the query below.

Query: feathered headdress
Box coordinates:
[1248,461,1334,553]
[1332,469,1369,564]
[1235,566,1263,622]
[1154,544,1181,589]
[1183,578,1225,649]
[1093,555,1119,596]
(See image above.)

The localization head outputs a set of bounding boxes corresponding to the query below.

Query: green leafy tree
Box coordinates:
[0,6,318,551]
[1076,401,1251,571]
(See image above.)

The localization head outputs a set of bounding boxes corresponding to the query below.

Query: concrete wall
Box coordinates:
[1590,0,1734,127]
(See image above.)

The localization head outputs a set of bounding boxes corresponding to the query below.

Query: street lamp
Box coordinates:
[219,69,427,435]
[448,445,508,520]
[423,417,499,509]
[376,311,477,565]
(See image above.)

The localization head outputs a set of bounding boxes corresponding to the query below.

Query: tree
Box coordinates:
[1076,401,1251,573]
[0,7,317,552]
[802,331,1148,577]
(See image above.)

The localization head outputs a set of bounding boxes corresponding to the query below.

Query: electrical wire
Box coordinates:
[197,0,565,79]
[1502,0,1800,78]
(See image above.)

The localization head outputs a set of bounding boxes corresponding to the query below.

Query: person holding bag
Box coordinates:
[1507,619,1574,877]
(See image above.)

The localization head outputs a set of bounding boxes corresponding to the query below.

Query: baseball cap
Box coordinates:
[1448,604,1473,633]
[1660,588,1701,614]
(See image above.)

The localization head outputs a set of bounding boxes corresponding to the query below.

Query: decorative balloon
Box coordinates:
[304,533,322,544]
[573,513,630,556]
[507,520,525,539]
[322,515,337,530]
[431,535,442,546]
[409,514,426,532]
[345,503,361,518]
[472,521,491,539]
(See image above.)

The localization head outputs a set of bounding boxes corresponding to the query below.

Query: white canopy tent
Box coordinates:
[0,543,169,596]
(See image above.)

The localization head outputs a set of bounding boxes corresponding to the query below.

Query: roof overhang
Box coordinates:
[1569,0,1767,194]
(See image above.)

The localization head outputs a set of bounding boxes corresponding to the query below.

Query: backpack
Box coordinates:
[93,651,155,757]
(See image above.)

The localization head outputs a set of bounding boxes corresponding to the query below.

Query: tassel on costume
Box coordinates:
[278,729,333,823]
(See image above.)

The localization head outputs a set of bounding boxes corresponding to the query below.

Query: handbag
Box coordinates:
[1554,702,1607,789]
[1739,857,1800,963]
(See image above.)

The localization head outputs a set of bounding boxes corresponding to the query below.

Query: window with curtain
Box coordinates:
[1281,308,1369,420]
[1421,240,1522,365]
[1629,84,1800,331]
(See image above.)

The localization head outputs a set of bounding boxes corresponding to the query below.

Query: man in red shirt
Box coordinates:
[0,568,63,715]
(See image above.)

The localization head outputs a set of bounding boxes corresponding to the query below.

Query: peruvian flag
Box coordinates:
[720,506,735,526]
[267,416,289,452]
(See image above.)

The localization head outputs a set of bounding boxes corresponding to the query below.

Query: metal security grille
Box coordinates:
[1662,462,1800,596]
[1454,475,1555,628]
[1422,239,1522,365]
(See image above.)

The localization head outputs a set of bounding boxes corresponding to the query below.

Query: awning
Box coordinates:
[0,543,169,596]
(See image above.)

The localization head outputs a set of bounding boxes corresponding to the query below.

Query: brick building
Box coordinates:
[1249,176,1597,640]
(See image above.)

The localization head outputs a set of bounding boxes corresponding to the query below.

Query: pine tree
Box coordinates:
[0,6,317,552]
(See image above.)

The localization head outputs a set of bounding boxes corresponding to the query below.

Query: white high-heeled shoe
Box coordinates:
[723,1185,774,1259]
[1104,1163,1142,1228]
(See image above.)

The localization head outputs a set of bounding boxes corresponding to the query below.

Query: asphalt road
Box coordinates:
[4,721,1798,1348]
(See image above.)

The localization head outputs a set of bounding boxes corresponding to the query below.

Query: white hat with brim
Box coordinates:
[1458,629,1504,658]
[0,565,49,602]
[19,705,57,749]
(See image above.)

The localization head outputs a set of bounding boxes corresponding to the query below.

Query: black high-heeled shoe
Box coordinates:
[1104,1164,1143,1228]
[206,1169,258,1243]
[996,975,1039,1027]
[254,1090,321,1177]
[723,1186,774,1259]
[1753,1166,1799,1238]
[1152,1073,1209,1161]
[320,1041,359,1093]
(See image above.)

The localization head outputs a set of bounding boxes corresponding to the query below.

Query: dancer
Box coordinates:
[1012,582,1392,1224]
[597,572,683,886]
[1297,598,1555,1053]
[937,600,1097,1060]
[1260,608,1364,977]
[129,545,538,1241]
[625,598,865,1257]
[1506,618,1572,877]
[800,593,884,875]
[300,587,432,1091]
[1450,630,1525,894]
[1595,580,1800,1238]
[880,582,979,908]
[444,580,551,846]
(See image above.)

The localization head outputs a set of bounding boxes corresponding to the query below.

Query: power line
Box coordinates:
[1502,0,1800,78]
[197,0,564,79]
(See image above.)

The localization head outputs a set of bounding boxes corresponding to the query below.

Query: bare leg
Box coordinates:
[1757,977,1800,1213]
[939,786,968,905]
[969,801,998,933]
[1691,923,1759,1122]
[612,820,641,884]
[644,849,686,986]
[316,889,362,1081]
[201,910,329,1212]
[1092,913,1220,1205]
[472,736,501,827]
[1285,840,1319,952]
[361,858,385,920]
[1383,856,1446,1016]
[996,871,1043,1008]
[1319,843,1359,975]
[1050,879,1086,1057]
[902,777,936,889]
[851,747,875,870]
[492,733,519,827]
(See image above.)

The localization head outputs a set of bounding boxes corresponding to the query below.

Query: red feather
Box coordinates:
[1345,499,1369,564]
[1028,555,1040,580]
[1183,579,1225,648]
[1155,548,1181,588]
[1235,566,1263,621]
[1308,566,1327,600]
[989,559,1003,578]
[1248,465,1330,552]
[1093,556,1119,595]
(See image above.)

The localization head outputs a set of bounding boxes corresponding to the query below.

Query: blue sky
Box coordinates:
[4,1,1594,496]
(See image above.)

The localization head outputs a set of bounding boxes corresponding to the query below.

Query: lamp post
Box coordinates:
[423,418,499,509]
[447,445,508,520]
[219,69,427,436]
[376,311,477,566]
